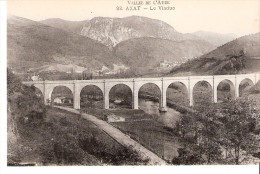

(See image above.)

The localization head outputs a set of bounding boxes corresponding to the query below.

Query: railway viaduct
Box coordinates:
[23,73,260,111]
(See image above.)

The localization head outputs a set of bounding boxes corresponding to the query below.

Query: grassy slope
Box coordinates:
[169,32,260,75]
[8,16,118,72]
[201,33,260,59]
[9,107,148,165]
[114,37,214,71]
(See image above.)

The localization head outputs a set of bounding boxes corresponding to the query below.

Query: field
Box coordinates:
[111,120,182,161]
[81,106,183,162]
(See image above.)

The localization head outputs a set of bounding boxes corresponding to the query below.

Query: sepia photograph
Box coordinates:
[2,0,260,171]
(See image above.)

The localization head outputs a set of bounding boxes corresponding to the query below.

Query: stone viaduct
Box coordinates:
[23,73,260,111]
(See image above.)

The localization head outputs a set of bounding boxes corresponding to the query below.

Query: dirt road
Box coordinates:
[54,106,167,165]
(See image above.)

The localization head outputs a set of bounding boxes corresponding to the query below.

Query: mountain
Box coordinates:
[8,16,122,73]
[113,37,215,72]
[41,16,202,48]
[192,31,237,47]
[169,32,260,75]
[39,18,85,33]
[8,15,218,77]
[201,33,260,59]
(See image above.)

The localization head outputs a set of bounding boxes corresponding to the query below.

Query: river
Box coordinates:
[138,99,181,128]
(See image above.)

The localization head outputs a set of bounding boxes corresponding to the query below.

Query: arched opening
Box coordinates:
[239,78,254,97]
[31,85,44,103]
[193,81,213,108]
[51,86,73,107]
[31,85,44,100]
[109,84,132,109]
[80,85,103,109]
[138,83,161,115]
[166,82,189,107]
[217,79,235,102]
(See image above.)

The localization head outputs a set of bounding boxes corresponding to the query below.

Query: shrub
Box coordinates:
[78,134,148,165]
[59,117,71,126]
[172,147,204,165]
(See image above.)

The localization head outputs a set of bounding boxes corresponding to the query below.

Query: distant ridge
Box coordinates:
[114,37,215,70]
[191,30,237,47]
[169,32,260,75]
[8,16,121,72]
[41,15,203,48]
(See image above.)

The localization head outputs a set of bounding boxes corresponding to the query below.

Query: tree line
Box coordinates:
[172,97,260,164]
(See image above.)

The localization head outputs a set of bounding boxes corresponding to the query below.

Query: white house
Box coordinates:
[54,97,64,104]
[105,114,125,123]
[54,97,73,104]
[31,75,40,81]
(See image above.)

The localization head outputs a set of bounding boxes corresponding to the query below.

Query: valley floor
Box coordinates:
[56,106,167,165]
[81,107,183,162]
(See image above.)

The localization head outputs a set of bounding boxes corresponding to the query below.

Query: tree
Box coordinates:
[172,146,204,165]
[198,113,223,163]
[174,97,260,164]
[7,68,22,96]
[217,98,260,164]
[8,70,47,164]
[174,104,223,164]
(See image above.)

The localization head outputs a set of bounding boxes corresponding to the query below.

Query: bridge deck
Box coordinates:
[22,73,259,84]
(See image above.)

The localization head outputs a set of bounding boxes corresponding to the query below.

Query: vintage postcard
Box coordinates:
[2,0,260,173]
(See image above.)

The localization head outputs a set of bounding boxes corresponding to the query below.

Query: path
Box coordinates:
[54,106,167,165]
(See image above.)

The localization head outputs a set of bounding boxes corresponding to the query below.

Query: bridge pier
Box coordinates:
[104,92,109,109]
[159,107,167,112]
[159,90,167,112]
[44,84,52,105]
[73,82,80,109]
[133,88,139,109]
[213,85,218,103]
[73,95,80,109]
[235,85,239,98]
[189,86,193,107]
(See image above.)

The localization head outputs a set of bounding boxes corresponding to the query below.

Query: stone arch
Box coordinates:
[190,79,213,92]
[166,81,189,106]
[165,80,189,92]
[78,82,105,96]
[138,82,162,109]
[236,76,256,87]
[25,85,45,104]
[31,84,44,96]
[50,85,74,106]
[31,85,44,98]
[217,79,235,102]
[80,85,104,109]
[108,83,133,109]
[238,78,254,97]
[138,82,162,97]
[79,84,104,95]
[46,84,74,100]
[136,81,162,93]
[192,80,213,107]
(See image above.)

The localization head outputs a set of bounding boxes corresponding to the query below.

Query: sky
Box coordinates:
[7,0,260,37]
